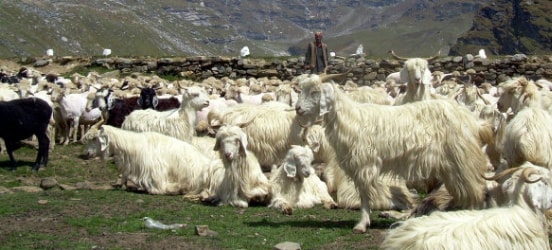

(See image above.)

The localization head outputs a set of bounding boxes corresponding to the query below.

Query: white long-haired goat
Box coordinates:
[122,86,209,142]
[295,74,490,233]
[211,125,270,208]
[389,50,440,105]
[207,102,303,171]
[381,162,552,250]
[497,76,552,170]
[82,122,222,196]
[268,145,336,214]
[301,124,416,212]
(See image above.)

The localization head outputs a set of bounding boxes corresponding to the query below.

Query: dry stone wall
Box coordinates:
[38,54,552,86]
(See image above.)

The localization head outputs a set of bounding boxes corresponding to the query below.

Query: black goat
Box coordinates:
[88,87,180,127]
[0,98,52,171]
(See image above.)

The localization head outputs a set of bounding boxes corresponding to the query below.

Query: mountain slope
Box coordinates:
[1,0,547,58]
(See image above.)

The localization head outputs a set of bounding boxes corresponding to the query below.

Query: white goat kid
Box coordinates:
[212,125,270,208]
[295,74,489,233]
[51,87,101,144]
[268,145,336,214]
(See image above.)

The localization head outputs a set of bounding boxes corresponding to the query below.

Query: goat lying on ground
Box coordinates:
[381,163,552,250]
[268,145,336,214]
[211,125,270,208]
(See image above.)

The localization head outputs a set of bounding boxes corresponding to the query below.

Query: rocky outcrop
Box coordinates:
[450,1,552,56]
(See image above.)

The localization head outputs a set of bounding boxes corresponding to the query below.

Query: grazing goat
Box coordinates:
[82,123,222,195]
[122,86,209,142]
[295,74,489,233]
[268,145,336,214]
[0,98,52,171]
[211,125,270,208]
[381,163,552,250]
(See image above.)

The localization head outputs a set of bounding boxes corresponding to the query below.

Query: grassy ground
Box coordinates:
[0,144,394,249]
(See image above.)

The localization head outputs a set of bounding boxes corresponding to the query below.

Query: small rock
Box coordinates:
[195,225,218,237]
[40,177,58,189]
[33,59,50,67]
[37,199,48,205]
[58,184,76,191]
[512,54,528,62]
[274,241,301,250]
[11,186,43,193]
[0,186,13,194]
[74,182,93,190]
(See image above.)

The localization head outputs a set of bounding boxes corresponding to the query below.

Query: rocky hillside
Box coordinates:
[450,0,552,56]
[0,0,549,58]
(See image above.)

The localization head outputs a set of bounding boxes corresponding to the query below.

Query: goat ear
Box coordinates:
[98,135,109,152]
[526,179,550,210]
[283,161,297,178]
[319,83,334,116]
[400,67,409,84]
[290,91,298,106]
[213,138,220,151]
[152,96,159,108]
[239,133,248,157]
[423,68,433,85]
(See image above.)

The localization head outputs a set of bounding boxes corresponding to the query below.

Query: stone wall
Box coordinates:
[80,54,552,85]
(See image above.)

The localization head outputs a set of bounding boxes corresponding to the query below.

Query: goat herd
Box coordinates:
[1,53,552,249]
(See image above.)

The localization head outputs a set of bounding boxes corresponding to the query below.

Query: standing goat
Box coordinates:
[389,50,440,105]
[0,98,52,171]
[295,74,489,233]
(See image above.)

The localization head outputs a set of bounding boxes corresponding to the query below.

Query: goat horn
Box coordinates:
[476,89,491,105]
[521,167,542,183]
[320,72,349,82]
[450,87,464,102]
[91,110,107,129]
[319,69,351,83]
[482,167,522,181]
[389,50,408,61]
[425,50,441,62]
[236,117,256,128]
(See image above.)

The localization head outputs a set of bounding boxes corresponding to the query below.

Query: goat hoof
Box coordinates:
[282,207,293,215]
